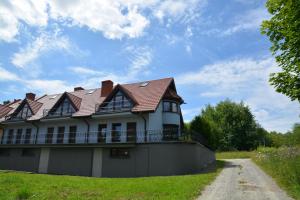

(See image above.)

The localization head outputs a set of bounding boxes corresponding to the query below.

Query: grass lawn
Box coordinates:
[216,151,253,159]
[252,147,300,200]
[0,161,224,200]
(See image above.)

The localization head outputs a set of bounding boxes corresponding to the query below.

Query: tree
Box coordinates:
[190,100,261,151]
[261,0,300,101]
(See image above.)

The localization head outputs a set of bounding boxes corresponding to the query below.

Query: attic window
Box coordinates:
[140,82,149,87]
[86,90,95,95]
[50,95,57,99]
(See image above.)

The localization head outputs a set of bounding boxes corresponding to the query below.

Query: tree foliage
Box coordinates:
[190,100,264,151]
[261,0,300,101]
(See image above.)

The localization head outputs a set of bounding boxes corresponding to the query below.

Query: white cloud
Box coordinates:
[126,45,153,78]
[11,30,73,68]
[0,0,48,42]
[177,57,300,132]
[0,0,204,42]
[23,79,72,94]
[69,66,104,76]
[0,66,20,81]
[223,8,269,35]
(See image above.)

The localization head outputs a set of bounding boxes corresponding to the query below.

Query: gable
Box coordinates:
[11,101,33,120]
[47,95,77,116]
[97,87,134,112]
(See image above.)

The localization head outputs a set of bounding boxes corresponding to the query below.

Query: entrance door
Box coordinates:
[127,122,136,142]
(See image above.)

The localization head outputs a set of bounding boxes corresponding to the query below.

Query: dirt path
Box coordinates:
[197,159,293,200]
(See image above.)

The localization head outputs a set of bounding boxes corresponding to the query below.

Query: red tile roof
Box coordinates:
[0,77,183,121]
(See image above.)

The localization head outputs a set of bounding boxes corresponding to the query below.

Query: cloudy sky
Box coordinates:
[0,0,299,132]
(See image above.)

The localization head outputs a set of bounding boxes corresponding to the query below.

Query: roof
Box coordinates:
[0,77,183,122]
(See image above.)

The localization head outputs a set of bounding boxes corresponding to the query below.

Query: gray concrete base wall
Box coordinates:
[48,148,93,176]
[102,143,215,177]
[0,148,40,172]
[0,143,215,177]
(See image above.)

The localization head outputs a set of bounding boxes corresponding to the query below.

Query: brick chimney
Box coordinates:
[26,93,36,101]
[101,80,113,97]
[74,87,84,91]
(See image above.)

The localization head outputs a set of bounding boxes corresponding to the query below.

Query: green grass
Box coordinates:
[252,147,300,200]
[0,161,224,200]
[216,151,253,159]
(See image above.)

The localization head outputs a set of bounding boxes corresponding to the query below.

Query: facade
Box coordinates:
[0,78,215,177]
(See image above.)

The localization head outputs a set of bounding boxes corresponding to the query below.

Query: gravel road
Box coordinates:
[197,159,294,200]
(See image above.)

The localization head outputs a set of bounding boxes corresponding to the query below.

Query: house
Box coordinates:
[0,77,215,177]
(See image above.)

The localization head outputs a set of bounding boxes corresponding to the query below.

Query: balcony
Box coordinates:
[0,129,185,145]
[4,115,28,122]
[43,109,75,118]
[95,100,133,114]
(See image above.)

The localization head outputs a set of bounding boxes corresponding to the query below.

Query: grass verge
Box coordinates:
[216,151,253,159]
[0,160,224,200]
[252,147,300,200]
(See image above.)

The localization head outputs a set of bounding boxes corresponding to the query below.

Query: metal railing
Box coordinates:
[0,129,184,145]
[95,100,133,114]
[43,109,75,118]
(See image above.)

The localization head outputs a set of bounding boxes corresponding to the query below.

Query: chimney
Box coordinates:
[26,93,36,101]
[74,87,84,91]
[101,80,113,97]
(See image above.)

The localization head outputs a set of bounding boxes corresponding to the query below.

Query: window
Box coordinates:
[163,101,178,113]
[98,124,107,143]
[100,90,132,112]
[0,149,10,157]
[24,128,32,144]
[110,148,130,158]
[7,129,14,144]
[50,97,75,117]
[46,127,54,144]
[127,122,136,142]
[112,123,122,142]
[15,103,32,119]
[163,124,179,140]
[57,126,65,144]
[22,149,35,157]
[15,129,23,144]
[69,126,77,144]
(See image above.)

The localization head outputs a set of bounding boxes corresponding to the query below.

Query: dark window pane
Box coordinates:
[163,101,171,112]
[24,128,32,144]
[7,129,14,144]
[69,126,77,144]
[172,102,178,113]
[127,122,136,142]
[110,148,130,158]
[98,124,107,143]
[57,127,65,144]
[16,129,23,144]
[163,124,179,140]
[46,127,54,144]
[112,123,121,142]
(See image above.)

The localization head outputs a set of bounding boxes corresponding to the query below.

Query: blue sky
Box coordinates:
[0,0,299,132]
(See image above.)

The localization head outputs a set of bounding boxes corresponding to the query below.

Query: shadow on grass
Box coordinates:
[199,160,225,174]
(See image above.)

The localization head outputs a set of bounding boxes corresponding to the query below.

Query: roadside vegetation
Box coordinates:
[216,151,253,159]
[252,147,300,200]
[0,161,224,200]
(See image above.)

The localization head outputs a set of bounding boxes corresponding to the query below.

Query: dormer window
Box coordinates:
[47,97,75,117]
[16,103,32,119]
[98,90,132,113]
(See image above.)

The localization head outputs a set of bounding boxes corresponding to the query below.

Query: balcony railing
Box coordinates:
[0,129,185,145]
[43,109,75,118]
[95,100,133,114]
[4,115,29,121]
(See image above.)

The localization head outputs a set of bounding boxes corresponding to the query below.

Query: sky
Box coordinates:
[0,0,299,133]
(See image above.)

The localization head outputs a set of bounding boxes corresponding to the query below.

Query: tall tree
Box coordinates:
[190,100,261,151]
[261,0,300,101]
